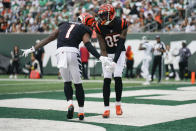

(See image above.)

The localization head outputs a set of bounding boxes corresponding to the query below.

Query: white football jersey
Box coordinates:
[142,42,153,59]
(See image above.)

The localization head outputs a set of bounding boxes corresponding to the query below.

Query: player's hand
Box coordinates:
[99,56,112,66]
[21,46,35,57]
[105,61,116,73]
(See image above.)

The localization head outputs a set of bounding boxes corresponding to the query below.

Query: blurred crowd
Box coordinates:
[0,0,196,33]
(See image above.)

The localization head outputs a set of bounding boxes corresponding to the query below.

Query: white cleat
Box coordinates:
[143,81,150,85]
[9,75,13,79]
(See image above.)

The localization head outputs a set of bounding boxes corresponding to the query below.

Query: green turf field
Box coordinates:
[0,76,196,131]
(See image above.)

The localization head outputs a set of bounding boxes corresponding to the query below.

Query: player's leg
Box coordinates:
[59,67,74,119]
[69,52,85,120]
[102,60,112,118]
[158,56,162,82]
[130,60,134,78]
[151,56,158,81]
[165,64,169,80]
[143,58,150,85]
[141,59,146,79]
[125,60,130,78]
[170,64,175,78]
[114,51,125,115]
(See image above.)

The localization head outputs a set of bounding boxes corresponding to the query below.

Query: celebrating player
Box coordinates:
[21,13,111,120]
[95,4,128,118]
[139,36,153,85]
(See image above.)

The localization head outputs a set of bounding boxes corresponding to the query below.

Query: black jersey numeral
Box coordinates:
[65,24,75,38]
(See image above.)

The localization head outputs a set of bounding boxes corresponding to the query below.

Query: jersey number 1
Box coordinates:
[65,24,75,38]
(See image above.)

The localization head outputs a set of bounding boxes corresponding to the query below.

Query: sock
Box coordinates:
[74,83,85,107]
[104,106,110,111]
[114,77,123,102]
[115,101,121,106]
[103,78,111,106]
[78,107,84,113]
[68,100,73,106]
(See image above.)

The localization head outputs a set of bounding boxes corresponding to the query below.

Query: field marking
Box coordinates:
[0,78,190,84]
[1,97,196,126]
[0,82,61,86]
[0,118,106,131]
[86,86,196,101]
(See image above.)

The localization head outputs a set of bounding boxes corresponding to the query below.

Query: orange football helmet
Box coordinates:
[98,4,116,25]
[78,13,96,27]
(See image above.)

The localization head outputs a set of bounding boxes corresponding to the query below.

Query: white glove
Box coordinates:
[105,61,116,73]
[99,56,112,66]
[21,46,35,57]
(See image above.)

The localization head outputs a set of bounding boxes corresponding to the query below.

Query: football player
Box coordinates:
[21,13,110,120]
[95,4,128,118]
[139,36,153,85]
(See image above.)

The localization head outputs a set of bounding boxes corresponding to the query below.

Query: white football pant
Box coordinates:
[102,51,125,78]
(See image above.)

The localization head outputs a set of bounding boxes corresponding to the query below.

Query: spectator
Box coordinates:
[80,45,90,80]
[151,35,166,83]
[34,40,45,78]
[178,42,191,80]
[9,45,20,79]
[25,53,41,79]
[164,45,175,80]
[155,10,163,30]
[125,45,134,78]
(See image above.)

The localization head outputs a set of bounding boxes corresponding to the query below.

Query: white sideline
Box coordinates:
[0,78,191,84]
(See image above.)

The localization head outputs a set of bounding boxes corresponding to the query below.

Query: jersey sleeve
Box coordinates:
[95,23,101,34]
[121,18,128,30]
[58,22,67,27]
[80,24,92,37]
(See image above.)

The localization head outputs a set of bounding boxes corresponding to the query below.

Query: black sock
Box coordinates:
[74,83,85,107]
[114,77,123,102]
[103,78,111,106]
[64,82,73,101]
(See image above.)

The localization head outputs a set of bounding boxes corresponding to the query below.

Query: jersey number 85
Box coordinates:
[105,34,120,47]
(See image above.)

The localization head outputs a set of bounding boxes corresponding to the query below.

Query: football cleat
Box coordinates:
[102,110,110,118]
[78,113,84,120]
[116,105,123,115]
[67,104,74,119]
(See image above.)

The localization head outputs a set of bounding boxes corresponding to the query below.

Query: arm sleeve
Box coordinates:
[84,41,100,59]
[113,38,126,63]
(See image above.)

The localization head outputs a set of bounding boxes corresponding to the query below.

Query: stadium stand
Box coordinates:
[0,0,195,33]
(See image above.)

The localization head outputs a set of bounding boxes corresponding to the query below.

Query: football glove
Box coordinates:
[99,56,112,67]
[21,46,35,57]
[105,61,116,73]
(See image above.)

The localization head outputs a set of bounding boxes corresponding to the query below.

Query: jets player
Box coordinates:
[139,36,153,85]
[21,13,110,120]
[95,4,128,118]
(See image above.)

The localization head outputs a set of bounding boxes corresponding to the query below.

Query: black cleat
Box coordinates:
[78,113,84,120]
[67,105,74,119]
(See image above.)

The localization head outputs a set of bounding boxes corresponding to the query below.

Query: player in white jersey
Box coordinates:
[139,36,153,85]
